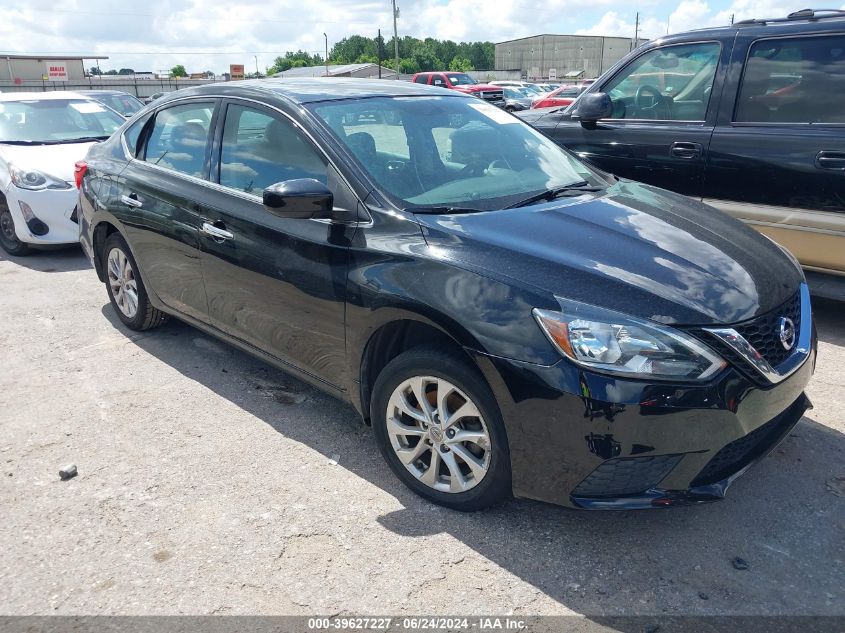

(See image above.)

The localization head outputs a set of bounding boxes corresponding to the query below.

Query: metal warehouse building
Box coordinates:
[1,55,107,81]
[495,34,648,80]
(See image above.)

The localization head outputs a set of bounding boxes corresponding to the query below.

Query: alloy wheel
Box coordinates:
[107,247,139,319]
[385,376,491,493]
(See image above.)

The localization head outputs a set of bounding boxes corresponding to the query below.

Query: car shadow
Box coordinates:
[0,244,90,273]
[812,297,845,346]
[98,301,845,618]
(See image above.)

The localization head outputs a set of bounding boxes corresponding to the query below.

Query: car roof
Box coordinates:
[78,90,135,97]
[650,8,845,44]
[0,91,91,102]
[154,77,468,105]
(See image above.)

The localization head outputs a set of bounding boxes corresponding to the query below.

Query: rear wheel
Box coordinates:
[102,233,168,331]
[371,347,511,511]
[0,207,30,256]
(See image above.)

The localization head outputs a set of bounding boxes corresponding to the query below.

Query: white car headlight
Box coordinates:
[9,165,71,191]
[533,299,725,381]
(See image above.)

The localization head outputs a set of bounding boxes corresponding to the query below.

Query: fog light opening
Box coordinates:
[18,201,49,236]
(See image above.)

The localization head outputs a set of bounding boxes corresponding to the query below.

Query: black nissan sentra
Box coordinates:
[77,78,816,511]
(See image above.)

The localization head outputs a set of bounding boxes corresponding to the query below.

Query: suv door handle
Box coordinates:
[200,221,234,242]
[120,193,143,208]
[670,142,702,159]
[815,151,845,170]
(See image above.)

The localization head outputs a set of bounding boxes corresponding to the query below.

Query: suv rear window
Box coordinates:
[735,34,845,124]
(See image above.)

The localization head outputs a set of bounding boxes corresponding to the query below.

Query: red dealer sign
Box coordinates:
[46,63,69,81]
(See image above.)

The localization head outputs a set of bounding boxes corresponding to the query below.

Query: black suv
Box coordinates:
[78,79,815,511]
[521,9,845,294]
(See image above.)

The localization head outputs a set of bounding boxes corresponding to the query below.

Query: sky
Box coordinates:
[1,0,837,74]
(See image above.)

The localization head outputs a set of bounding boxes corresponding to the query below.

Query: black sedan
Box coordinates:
[77,78,815,511]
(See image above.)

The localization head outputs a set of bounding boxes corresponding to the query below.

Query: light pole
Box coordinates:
[254,55,259,76]
[392,0,400,77]
[324,33,329,77]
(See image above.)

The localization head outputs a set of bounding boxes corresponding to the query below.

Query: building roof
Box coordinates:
[157,77,466,105]
[1,54,108,60]
[495,34,647,45]
[271,63,395,78]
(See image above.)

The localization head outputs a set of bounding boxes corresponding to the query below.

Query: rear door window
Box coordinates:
[143,102,215,178]
[735,35,845,124]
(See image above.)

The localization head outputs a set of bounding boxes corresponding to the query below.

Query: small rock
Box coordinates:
[732,556,749,571]
[694,565,701,571]
[59,464,77,480]
[329,454,340,465]
[596,587,607,595]
[645,625,660,633]
[826,477,845,497]
[698,592,709,600]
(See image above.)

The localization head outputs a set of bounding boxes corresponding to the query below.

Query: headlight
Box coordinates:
[533,299,725,381]
[9,165,71,191]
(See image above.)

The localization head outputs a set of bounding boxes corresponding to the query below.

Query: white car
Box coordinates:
[0,91,125,255]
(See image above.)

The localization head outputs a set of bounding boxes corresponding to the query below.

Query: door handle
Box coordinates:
[815,151,845,170]
[670,142,702,159]
[200,222,234,241]
[120,193,143,208]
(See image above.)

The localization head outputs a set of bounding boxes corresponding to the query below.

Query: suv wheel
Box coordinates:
[0,207,30,256]
[371,347,511,511]
[102,233,168,331]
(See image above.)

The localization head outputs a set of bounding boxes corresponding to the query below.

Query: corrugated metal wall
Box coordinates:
[495,35,648,80]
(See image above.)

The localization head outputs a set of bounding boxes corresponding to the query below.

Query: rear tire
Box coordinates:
[102,233,168,331]
[0,207,30,256]
[371,346,511,511]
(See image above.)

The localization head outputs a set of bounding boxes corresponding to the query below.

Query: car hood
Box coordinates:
[0,142,98,182]
[414,180,802,325]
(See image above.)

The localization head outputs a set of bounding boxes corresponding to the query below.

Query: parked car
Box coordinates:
[534,83,560,92]
[143,91,170,105]
[0,91,125,255]
[489,80,545,96]
[77,90,145,118]
[502,87,534,112]
[79,78,815,511]
[411,72,505,107]
[519,8,845,290]
[531,84,586,109]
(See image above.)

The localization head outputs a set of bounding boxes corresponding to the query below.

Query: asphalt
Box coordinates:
[0,246,842,618]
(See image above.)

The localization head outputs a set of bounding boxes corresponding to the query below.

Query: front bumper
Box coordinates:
[472,327,816,509]
[4,184,80,245]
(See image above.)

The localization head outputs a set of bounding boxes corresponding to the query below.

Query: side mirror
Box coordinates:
[576,92,613,124]
[263,179,333,219]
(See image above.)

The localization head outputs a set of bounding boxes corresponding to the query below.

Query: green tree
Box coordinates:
[448,57,473,72]
[170,65,188,78]
[117,68,135,75]
[89,66,102,76]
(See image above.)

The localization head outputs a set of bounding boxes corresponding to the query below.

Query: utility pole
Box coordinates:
[324,33,329,77]
[730,13,735,24]
[378,28,382,78]
[392,0,400,77]
[254,55,259,76]
[632,12,639,50]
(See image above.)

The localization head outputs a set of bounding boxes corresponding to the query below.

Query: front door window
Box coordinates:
[602,42,721,121]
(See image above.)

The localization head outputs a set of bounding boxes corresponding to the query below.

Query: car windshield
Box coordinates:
[309,95,601,211]
[0,99,124,143]
[96,93,144,117]
[446,73,476,86]
[504,88,529,99]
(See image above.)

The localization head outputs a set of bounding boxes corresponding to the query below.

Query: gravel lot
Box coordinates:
[0,246,843,618]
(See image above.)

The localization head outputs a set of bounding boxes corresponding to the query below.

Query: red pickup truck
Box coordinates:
[411,72,505,107]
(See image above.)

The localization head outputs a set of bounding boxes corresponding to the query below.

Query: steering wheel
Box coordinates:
[635,85,663,111]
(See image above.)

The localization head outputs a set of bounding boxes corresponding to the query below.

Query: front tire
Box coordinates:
[102,233,168,331]
[371,347,511,511]
[0,207,30,256]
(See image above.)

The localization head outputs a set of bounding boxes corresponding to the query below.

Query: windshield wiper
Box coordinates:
[0,140,45,145]
[410,206,482,215]
[506,181,604,209]
[48,136,110,144]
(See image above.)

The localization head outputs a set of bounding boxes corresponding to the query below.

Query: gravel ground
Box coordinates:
[0,247,842,617]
